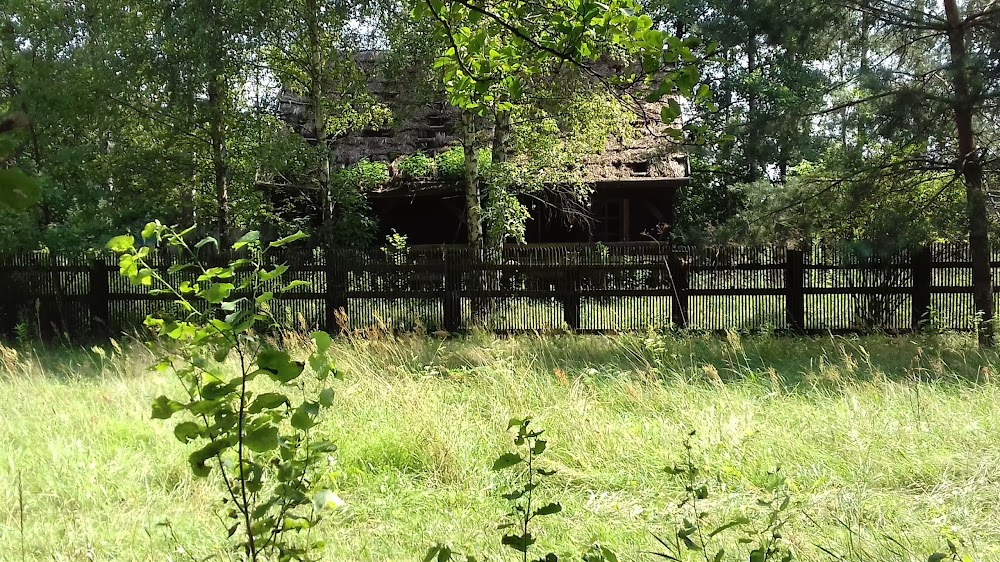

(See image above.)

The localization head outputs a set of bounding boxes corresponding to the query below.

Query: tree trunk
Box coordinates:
[745,21,761,182]
[305,0,333,240]
[487,108,511,250]
[856,1,870,149]
[462,110,482,251]
[208,74,230,248]
[944,0,993,346]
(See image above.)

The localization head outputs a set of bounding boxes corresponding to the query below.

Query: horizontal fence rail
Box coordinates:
[0,242,997,339]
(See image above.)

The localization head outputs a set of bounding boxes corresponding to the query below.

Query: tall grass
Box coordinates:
[1,332,998,561]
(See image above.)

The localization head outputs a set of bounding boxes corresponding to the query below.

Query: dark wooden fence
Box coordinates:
[0,242,996,339]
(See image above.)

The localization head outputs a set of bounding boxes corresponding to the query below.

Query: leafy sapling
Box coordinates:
[652,431,794,562]
[425,418,611,562]
[494,418,562,562]
[107,222,341,562]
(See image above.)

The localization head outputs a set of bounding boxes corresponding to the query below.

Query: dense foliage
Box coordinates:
[2,0,998,337]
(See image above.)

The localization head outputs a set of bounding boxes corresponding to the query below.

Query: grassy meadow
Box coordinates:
[2,331,1000,561]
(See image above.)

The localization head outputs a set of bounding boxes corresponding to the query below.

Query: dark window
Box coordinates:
[625,161,650,176]
[593,199,624,242]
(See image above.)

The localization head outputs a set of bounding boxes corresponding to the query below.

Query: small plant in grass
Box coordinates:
[425,418,615,562]
[106,222,341,562]
[399,152,435,179]
[652,431,794,562]
[494,418,562,562]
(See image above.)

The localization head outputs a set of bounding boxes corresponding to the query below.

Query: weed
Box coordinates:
[107,223,341,561]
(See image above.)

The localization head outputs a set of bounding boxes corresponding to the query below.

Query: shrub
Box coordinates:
[435,147,465,180]
[336,160,389,191]
[106,223,341,562]
[432,147,493,182]
[399,152,435,179]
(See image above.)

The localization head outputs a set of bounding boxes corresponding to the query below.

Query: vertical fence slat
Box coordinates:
[89,257,109,336]
[785,249,805,332]
[912,246,932,329]
[670,250,689,328]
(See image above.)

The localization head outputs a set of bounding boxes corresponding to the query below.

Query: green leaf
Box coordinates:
[309,352,333,380]
[232,230,260,250]
[259,265,289,282]
[258,348,305,383]
[194,236,218,250]
[280,279,310,292]
[245,424,279,452]
[928,555,948,562]
[130,268,153,286]
[189,438,231,477]
[507,418,526,429]
[141,222,158,241]
[492,453,523,471]
[681,534,700,551]
[423,545,452,562]
[502,533,535,553]
[269,231,308,247]
[708,517,750,538]
[291,401,320,430]
[106,235,135,253]
[319,388,335,407]
[532,439,547,455]
[200,283,235,304]
[502,489,525,500]
[173,421,203,443]
[151,395,185,419]
[312,331,332,354]
[661,99,682,122]
[0,168,41,210]
[213,345,232,363]
[248,392,289,413]
[532,502,562,517]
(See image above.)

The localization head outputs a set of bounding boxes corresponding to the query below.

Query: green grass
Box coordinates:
[2,332,1000,561]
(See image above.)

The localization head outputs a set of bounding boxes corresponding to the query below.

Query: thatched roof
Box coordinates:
[275,51,689,191]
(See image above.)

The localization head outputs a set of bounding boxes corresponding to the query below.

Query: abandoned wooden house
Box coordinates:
[271,51,690,245]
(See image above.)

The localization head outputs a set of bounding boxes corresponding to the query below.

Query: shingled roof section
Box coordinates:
[275,50,690,193]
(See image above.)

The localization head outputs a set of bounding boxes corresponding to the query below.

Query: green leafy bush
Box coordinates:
[431,147,493,182]
[399,152,435,179]
[435,147,465,180]
[106,223,341,562]
[335,160,389,191]
[0,112,40,211]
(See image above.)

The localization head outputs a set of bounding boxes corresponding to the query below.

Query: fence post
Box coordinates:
[443,251,462,333]
[669,252,689,328]
[325,249,348,333]
[562,262,581,331]
[911,245,932,330]
[785,248,806,332]
[89,256,109,336]
[0,259,13,339]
